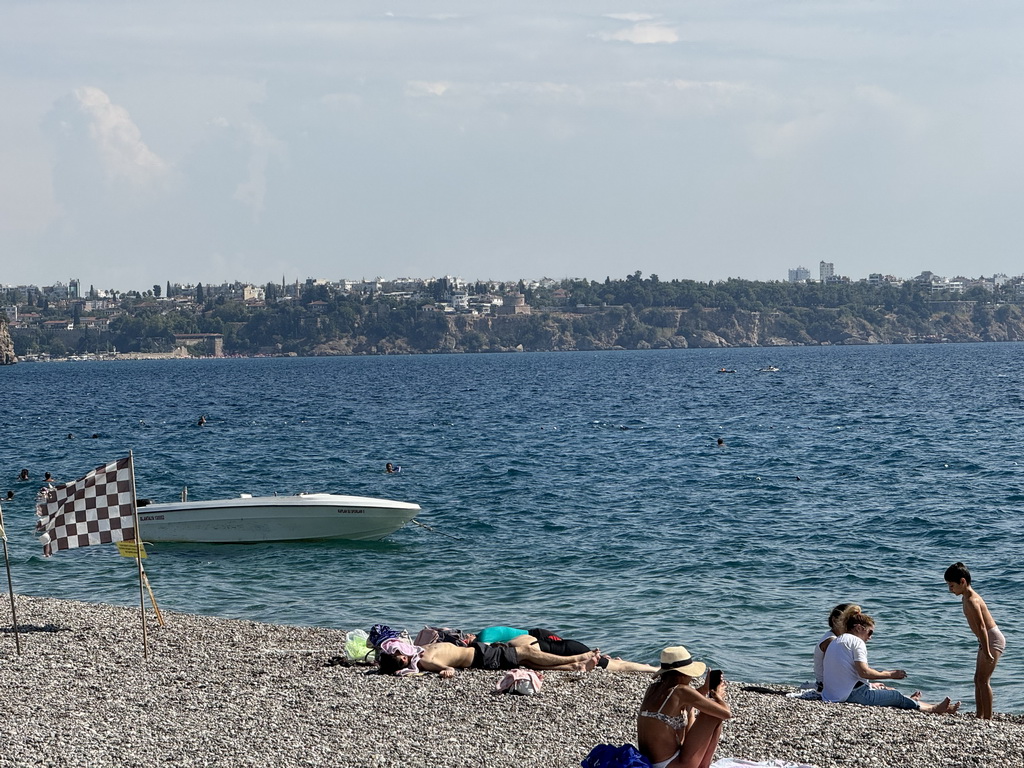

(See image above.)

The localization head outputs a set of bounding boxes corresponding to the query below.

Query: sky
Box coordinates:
[3,1,1024,293]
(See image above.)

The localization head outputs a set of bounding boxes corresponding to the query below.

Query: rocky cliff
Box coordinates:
[307,302,1024,355]
[0,317,15,364]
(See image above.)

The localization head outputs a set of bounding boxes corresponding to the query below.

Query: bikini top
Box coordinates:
[638,687,688,731]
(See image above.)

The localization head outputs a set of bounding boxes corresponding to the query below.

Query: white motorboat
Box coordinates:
[137,493,420,543]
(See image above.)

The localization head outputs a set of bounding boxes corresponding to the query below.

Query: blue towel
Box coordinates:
[581,744,651,768]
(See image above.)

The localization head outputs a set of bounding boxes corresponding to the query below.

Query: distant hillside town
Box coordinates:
[3,266,1024,361]
[787,261,1017,295]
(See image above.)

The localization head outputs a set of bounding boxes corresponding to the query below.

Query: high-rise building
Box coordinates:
[819,261,835,282]
[788,266,810,283]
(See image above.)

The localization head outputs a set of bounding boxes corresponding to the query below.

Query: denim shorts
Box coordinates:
[846,683,921,710]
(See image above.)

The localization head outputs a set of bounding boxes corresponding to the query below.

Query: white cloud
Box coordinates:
[596,23,679,45]
[604,13,655,23]
[853,85,929,138]
[72,86,167,186]
[227,121,285,221]
[745,85,930,159]
[406,81,452,97]
[320,92,363,110]
[619,78,753,115]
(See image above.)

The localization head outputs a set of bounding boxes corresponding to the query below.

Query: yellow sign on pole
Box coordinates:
[116,540,147,559]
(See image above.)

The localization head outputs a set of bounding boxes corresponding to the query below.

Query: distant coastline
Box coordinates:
[7,275,1024,361]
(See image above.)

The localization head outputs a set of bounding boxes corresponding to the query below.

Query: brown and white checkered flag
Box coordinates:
[35,457,136,556]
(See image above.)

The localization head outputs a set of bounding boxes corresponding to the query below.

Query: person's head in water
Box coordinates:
[18,469,29,481]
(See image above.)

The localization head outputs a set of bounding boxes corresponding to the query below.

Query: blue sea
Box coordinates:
[1,345,1021,712]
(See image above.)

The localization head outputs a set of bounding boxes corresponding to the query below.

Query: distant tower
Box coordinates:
[69,279,81,299]
[788,266,810,283]
[819,261,835,282]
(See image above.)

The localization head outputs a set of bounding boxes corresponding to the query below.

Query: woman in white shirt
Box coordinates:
[813,603,860,691]
[821,611,958,714]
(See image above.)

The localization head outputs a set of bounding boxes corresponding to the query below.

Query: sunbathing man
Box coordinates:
[377,637,600,678]
[478,627,658,673]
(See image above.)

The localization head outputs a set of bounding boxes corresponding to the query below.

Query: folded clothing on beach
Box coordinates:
[785,689,822,701]
[494,668,543,695]
[580,743,650,768]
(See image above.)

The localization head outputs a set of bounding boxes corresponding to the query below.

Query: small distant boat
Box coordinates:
[758,366,780,372]
[138,493,421,543]
[717,368,736,374]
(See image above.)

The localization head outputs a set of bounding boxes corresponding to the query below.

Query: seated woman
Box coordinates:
[637,646,731,768]
[821,610,958,714]
[814,603,860,691]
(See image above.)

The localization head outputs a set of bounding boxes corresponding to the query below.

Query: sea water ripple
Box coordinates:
[0,345,1022,711]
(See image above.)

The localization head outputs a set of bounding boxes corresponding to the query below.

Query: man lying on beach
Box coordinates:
[821,610,959,714]
[476,626,658,673]
[377,637,600,678]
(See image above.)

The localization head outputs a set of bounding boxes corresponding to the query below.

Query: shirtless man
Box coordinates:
[945,561,1005,719]
[377,639,600,678]
[488,628,658,673]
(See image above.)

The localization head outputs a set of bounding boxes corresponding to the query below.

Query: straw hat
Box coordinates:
[654,645,707,678]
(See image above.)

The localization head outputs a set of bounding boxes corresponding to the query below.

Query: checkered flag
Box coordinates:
[36,457,136,556]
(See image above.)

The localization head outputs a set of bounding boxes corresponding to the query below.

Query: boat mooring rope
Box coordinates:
[411,518,461,541]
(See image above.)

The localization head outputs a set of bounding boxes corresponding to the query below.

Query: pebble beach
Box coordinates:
[0,596,1021,768]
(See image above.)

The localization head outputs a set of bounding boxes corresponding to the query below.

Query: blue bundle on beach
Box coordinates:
[581,743,650,768]
[367,623,402,649]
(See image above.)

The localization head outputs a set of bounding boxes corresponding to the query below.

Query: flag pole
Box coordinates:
[0,504,21,655]
[129,451,149,659]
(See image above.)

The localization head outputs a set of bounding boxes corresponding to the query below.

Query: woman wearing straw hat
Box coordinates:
[637,646,731,768]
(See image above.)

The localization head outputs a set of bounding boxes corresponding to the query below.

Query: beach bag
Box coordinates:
[415,626,471,647]
[494,668,543,695]
[580,744,651,768]
[343,629,374,662]
[368,624,402,649]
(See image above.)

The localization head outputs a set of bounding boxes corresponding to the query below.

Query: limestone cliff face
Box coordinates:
[0,317,15,364]
[295,303,1024,356]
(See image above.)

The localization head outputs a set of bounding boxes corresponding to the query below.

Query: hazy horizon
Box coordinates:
[4,2,1024,291]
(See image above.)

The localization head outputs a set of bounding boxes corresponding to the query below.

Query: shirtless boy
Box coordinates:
[945,561,1005,719]
[378,640,600,678]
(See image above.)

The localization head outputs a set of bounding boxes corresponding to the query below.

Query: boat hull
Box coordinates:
[138,493,420,543]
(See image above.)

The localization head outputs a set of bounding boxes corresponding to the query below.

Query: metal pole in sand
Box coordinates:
[0,504,21,655]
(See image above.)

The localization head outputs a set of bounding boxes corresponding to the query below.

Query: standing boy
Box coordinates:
[944,561,1005,719]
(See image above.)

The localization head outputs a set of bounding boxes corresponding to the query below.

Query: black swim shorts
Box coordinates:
[470,641,520,670]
